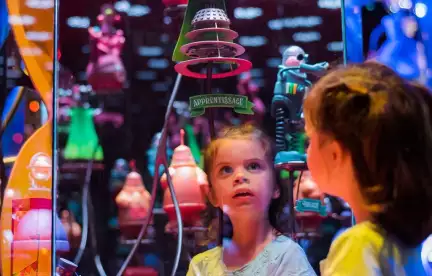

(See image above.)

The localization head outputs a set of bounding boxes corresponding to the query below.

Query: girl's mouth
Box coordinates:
[233,190,254,198]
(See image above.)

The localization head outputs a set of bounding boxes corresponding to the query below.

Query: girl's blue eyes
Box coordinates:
[219,162,262,175]
[247,162,261,171]
[220,166,233,174]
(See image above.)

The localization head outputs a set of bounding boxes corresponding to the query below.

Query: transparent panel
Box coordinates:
[0,0,59,275]
[54,0,347,275]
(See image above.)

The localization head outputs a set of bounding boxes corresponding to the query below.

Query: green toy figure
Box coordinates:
[63,85,104,161]
[271,46,329,164]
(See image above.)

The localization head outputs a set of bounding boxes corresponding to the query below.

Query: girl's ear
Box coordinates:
[208,189,219,207]
[201,185,219,207]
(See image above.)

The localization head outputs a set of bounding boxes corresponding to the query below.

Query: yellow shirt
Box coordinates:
[320,221,427,276]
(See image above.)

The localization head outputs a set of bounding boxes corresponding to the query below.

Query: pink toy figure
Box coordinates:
[115,162,152,238]
[237,71,265,124]
[86,3,126,94]
[161,129,208,230]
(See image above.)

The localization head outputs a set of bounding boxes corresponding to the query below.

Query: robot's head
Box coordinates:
[282,45,308,67]
[98,3,121,24]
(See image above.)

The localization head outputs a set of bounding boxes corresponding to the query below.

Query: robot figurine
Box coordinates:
[272,46,329,164]
[161,129,208,231]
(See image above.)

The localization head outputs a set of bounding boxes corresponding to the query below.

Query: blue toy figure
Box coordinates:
[271,46,328,164]
[368,4,423,81]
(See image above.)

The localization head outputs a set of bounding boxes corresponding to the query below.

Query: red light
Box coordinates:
[29,101,40,112]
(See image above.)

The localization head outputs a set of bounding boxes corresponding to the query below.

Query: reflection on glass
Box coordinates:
[343,0,431,89]
[0,0,67,275]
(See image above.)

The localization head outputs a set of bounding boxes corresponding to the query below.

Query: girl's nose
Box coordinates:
[233,172,248,185]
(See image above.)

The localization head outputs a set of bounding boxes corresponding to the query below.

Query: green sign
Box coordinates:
[189,94,254,117]
[295,199,327,216]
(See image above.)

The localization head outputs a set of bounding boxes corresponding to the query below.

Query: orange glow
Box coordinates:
[29,101,40,112]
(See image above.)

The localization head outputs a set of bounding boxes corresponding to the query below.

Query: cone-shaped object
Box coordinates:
[64,107,103,161]
[173,0,251,79]
[115,167,151,238]
[161,129,208,227]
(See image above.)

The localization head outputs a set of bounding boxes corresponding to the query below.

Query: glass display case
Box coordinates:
[1,0,430,275]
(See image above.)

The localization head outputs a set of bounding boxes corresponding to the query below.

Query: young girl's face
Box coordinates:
[305,123,353,202]
[209,138,279,219]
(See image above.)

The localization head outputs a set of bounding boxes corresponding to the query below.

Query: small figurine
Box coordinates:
[160,129,208,230]
[115,162,152,238]
[63,85,104,161]
[86,3,126,94]
[60,210,82,251]
[271,46,328,164]
[368,4,423,81]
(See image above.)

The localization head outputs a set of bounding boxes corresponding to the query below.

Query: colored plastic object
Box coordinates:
[63,107,103,161]
[173,1,252,78]
[160,130,208,228]
[86,4,126,93]
[271,46,328,164]
[115,167,152,238]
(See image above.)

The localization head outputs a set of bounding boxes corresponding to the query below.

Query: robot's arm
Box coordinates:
[160,167,176,190]
[300,62,329,74]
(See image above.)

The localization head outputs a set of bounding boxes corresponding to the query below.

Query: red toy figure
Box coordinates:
[86,3,126,94]
[161,129,208,231]
[115,162,152,238]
